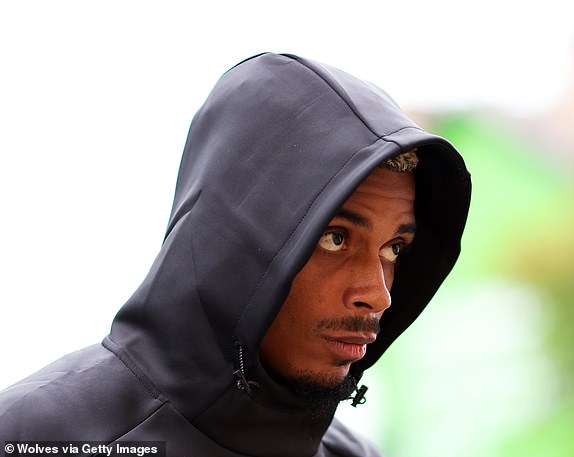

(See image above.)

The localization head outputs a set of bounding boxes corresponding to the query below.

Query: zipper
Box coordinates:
[233,342,260,394]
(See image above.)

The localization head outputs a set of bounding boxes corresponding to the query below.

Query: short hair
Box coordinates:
[380,149,419,172]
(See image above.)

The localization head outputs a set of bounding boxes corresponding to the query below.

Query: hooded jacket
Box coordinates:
[0,53,471,456]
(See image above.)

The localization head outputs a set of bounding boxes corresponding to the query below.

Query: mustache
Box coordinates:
[316,316,380,334]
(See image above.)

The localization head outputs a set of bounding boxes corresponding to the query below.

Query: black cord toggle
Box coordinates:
[351,384,368,407]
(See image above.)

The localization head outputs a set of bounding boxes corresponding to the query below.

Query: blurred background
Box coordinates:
[0,1,573,456]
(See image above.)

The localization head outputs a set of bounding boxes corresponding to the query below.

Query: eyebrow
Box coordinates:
[396,223,417,235]
[335,209,372,228]
[334,209,417,235]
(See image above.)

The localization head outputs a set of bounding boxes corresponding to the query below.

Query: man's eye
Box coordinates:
[380,243,404,262]
[318,231,347,252]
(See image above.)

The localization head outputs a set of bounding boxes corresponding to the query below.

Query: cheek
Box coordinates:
[383,262,396,290]
[273,253,348,339]
[286,265,344,322]
[264,277,315,342]
[276,276,318,326]
[277,283,316,333]
[290,262,335,303]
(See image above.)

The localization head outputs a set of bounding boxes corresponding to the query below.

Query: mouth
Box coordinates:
[323,333,377,362]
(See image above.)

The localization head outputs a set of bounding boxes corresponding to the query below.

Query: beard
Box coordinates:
[283,314,374,417]
[290,369,358,419]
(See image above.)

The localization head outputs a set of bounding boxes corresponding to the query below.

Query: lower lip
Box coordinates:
[325,339,367,361]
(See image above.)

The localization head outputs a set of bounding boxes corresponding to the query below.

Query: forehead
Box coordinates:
[342,167,415,212]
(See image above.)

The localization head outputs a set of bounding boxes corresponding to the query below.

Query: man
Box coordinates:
[0,53,471,456]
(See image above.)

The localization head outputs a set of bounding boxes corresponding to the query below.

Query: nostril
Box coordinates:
[353,301,371,309]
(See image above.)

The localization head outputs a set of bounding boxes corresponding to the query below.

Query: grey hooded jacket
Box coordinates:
[0,53,471,456]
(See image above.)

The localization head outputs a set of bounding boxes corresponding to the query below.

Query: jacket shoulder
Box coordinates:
[321,418,385,457]
[0,344,164,441]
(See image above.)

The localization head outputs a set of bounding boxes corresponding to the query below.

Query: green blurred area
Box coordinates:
[374,112,574,457]
[441,114,574,456]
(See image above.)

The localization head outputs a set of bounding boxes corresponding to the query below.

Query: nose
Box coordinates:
[342,255,393,315]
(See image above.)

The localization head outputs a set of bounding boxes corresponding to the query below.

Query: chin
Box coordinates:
[292,365,352,389]
[289,369,359,417]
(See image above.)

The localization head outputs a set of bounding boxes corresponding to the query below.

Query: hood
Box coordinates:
[107,53,471,455]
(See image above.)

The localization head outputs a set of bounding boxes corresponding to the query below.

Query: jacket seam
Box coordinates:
[102,336,166,402]
[99,402,167,452]
[284,54,424,141]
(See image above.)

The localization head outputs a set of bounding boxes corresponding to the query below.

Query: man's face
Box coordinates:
[259,167,416,388]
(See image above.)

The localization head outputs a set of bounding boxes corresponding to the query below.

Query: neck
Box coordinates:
[191,361,338,457]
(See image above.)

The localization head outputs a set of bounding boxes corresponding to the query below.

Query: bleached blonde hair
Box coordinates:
[381,149,419,172]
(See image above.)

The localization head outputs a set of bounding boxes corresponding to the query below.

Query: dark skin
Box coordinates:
[260,167,416,388]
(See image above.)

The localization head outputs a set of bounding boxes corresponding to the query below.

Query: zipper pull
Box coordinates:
[233,342,260,393]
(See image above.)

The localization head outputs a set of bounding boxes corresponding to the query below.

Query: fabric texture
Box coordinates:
[0,53,471,456]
